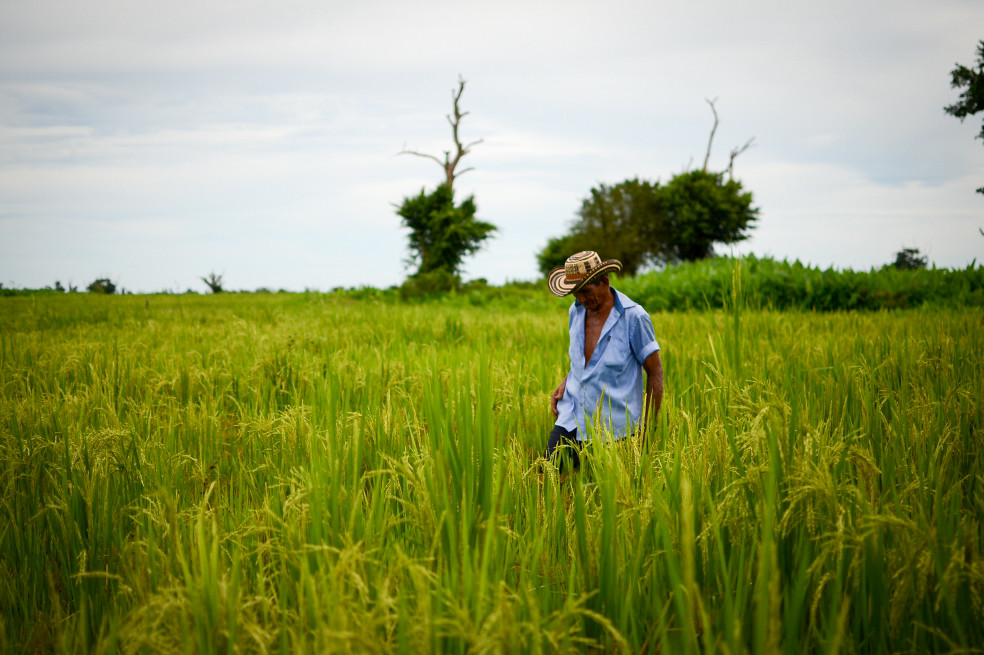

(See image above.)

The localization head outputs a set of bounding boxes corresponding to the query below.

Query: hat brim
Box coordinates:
[547,260,622,297]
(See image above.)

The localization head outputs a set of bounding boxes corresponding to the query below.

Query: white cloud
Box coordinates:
[1,0,982,290]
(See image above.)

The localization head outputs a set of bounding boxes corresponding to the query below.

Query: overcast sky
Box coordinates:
[1,0,982,292]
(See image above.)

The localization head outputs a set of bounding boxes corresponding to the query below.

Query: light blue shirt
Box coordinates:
[555,288,660,440]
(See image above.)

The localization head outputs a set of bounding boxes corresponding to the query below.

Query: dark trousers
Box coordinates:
[546,424,581,472]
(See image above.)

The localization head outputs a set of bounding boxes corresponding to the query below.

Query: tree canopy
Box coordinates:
[536,171,757,276]
[659,170,757,262]
[536,233,590,278]
[945,39,984,194]
[537,100,758,276]
[396,183,496,277]
[570,179,662,275]
[892,248,928,271]
[87,278,116,294]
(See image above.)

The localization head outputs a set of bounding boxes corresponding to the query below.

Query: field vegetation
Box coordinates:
[618,256,984,312]
[338,256,984,312]
[1,266,982,653]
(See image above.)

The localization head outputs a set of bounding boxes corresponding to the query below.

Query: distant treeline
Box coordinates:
[4,257,982,311]
[0,286,67,297]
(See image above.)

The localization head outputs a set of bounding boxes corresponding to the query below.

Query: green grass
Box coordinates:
[0,287,982,653]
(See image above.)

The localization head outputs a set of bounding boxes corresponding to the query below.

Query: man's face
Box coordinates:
[573,278,610,312]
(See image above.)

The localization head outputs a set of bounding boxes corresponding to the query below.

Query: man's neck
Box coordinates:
[586,289,616,319]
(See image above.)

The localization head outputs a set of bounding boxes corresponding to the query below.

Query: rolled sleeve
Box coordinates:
[628,308,660,364]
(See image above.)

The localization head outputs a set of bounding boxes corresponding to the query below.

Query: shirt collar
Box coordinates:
[612,287,636,311]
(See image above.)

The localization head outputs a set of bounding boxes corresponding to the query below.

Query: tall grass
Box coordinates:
[0,290,981,653]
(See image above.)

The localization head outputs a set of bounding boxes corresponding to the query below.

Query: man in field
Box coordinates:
[547,251,663,470]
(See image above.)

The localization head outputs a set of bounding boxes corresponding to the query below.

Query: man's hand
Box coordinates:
[550,377,568,418]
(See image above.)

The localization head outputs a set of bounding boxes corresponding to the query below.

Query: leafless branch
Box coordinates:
[698,98,755,178]
[399,149,444,166]
[399,75,482,192]
[702,97,719,172]
[727,137,755,179]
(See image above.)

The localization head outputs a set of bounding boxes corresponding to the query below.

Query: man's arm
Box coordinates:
[550,376,568,418]
[641,351,663,436]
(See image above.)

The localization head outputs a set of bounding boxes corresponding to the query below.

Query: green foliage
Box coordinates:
[618,255,984,311]
[536,233,589,276]
[1,293,982,653]
[570,179,662,275]
[201,272,224,293]
[945,39,984,194]
[659,170,757,262]
[333,278,561,309]
[396,183,496,277]
[399,268,460,300]
[945,39,984,136]
[893,247,928,270]
[86,278,116,294]
[536,171,757,272]
[0,281,78,297]
[330,258,984,312]
[0,287,67,297]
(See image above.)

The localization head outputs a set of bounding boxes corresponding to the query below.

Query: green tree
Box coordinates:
[87,278,116,294]
[659,170,758,262]
[535,180,664,276]
[572,179,663,275]
[536,233,590,276]
[536,100,757,274]
[397,77,495,288]
[396,183,496,277]
[536,171,757,272]
[201,272,224,293]
[945,40,984,195]
[892,247,928,270]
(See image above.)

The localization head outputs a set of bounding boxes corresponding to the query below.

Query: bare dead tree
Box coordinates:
[702,97,719,172]
[701,98,754,178]
[400,76,482,193]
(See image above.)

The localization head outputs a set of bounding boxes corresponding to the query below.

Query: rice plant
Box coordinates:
[0,290,981,653]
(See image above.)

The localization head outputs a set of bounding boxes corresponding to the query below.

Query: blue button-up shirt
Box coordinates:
[555,288,660,440]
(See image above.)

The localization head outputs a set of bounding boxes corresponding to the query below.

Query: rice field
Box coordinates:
[0,289,982,653]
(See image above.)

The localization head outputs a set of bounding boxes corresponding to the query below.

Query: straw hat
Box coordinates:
[547,251,622,297]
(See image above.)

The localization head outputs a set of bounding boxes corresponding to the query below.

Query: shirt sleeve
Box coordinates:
[628,308,660,364]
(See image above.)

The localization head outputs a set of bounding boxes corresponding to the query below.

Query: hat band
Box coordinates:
[566,271,586,281]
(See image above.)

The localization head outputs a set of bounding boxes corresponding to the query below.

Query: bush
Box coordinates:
[893,248,928,270]
[87,278,117,294]
[399,269,460,300]
[618,256,984,312]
